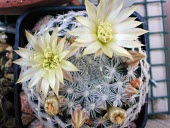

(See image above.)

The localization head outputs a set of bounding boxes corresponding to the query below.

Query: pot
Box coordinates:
[14,6,149,128]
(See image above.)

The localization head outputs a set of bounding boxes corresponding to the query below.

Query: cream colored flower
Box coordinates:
[69,0,147,59]
[107,107,127,125]
[14,27,78,97]
[44,95,60,116]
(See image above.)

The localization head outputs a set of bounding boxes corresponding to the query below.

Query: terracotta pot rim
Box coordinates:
[0,0,70,8]
[0,0,48,8]
[0,0,70,15]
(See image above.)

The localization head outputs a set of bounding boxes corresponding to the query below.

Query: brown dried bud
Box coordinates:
[71,109,88,128]
[63,70,73,82]
[68,37,76,44]
[44,95,60,116]
[107,107,126,125]
[130,78,141,89]
[125,85,139,98]
[126,51,145,67]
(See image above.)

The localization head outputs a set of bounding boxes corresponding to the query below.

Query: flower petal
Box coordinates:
[71,42,87,47]
[102,46,113,58]
[115,34,138,41]
[38,34,47,52]
[55,66,64,84]
[111,45,133,59]
[97,0,105,20]
[114,6,137,23]
[56,37,66,54]
[60,60,79,72]
[15,47,37,58]
[75,34,97,43]
[115,21,142,32]
[44,29,51,46]
[51,27,58,53]
[117,40,144,48]
[16,68,38,83]
[28,75,42,88]
[41,78,50,97]
[49,70,56,91]
[106,0,123,22]
[125,17,137,22]
[59,50,70,61]
[65,46,80,59]
[53,80,60,96]
[83,41,101,55]
[121,28,148,37]
[85,0,97,21]
[37,80,42,93]
[25,30,42,52]
[68,27,90,37]
[76,17,96,30]
[13,58,35,66]
[95,48,103,57]
[123,0,136,8]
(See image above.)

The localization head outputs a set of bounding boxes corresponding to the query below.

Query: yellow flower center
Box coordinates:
[115,115,123,125]
[43,50,60,71]
[47,103,55,114]
[44,96,60,116]
[97,22,113,44]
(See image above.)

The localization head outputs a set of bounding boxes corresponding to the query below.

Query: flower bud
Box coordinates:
[44,95,60,116]
[107,107,126,125]
[71,109,88,128]
[126,51,145,67]
[131,78,141,89]
[125,85,139,96]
